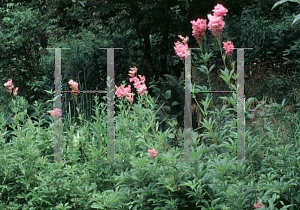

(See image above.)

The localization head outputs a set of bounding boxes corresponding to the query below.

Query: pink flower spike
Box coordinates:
[132,79,142,89]
[7,86,13,93]
[129,76,147,96]
[254,199,265,209]
[178,35,189,45]
[49,108,62,120]
[115,84,131,99]
[4,79,13,87]
[174,41,190,60]
[13,87,19,96]
[125,92,135,102]
[128,66,138,78]
[129,77,140,84]
[68,79,78,90]
[14,114,17,118]
[115,85,125,99]
[137,84,147,96]
[212,4,228,18]
[223,41,234,57]
[207,14,225,39]
[115,67,148,104]
[190,18,207,46]
[148,148,157,159]
[138,75,146,83]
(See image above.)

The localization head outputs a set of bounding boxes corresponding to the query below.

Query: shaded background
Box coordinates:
[0,0,299,135]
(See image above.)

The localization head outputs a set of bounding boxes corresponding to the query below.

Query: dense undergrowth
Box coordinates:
[0,1,300,209]
[0,70,300,209]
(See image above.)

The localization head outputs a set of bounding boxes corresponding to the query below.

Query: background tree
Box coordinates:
[0,0,299,134]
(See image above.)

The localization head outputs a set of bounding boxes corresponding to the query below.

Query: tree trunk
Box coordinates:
[141,28,155,81]
[160,0,170,82]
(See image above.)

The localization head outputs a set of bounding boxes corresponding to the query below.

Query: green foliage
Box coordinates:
[0,88,299,209]
[0,1,300,208]
[251,69,300,107]
[146,73,197,144]
[0,2,54,116]
[222,0,300,109]
[272,0,300,25]
[224,0,300,64]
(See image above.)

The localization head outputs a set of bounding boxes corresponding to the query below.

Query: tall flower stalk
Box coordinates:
[3,79,22,133]
[183,4,235,114]
[115,66,147,110]
[48,79,83,140]
[67,79,84,127]
[115,66,152,154]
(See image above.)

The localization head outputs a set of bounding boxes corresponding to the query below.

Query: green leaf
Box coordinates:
[165,90,171,99]
[53,95,60,102]
[171,101,179,107]
[162,105,171,112]
[168,133,175,139]
[208,64,216,74]
[292,13,300,25]
[198,65,208,74]
[7,3,15,8]
[271,0,289,10]
[281,98,286,107]
[79,1,85,7]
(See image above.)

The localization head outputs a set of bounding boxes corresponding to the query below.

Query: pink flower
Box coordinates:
[178,35,189,45]
[4,79,18,95]
[174,35,191,60]
[14,114,17,118]
[125,92,135,103]
[115,84,132,99]
[13,87,19,96]
[190,18,207,46]
[7,86,13,93]
[129,75,147,96]
[4,79,13,87]
[148,148,157,159]
[254,199,265,209]
[212,4,228,18]
[207,4,228,40]
[115,67,148,102]
[49,108,62,120]
[136,84,147,96]
[129,76,140,86]
[128,66,138,78]
[207,14,225,39]
[68,79,79,97]
[68,79,78,90]
[223,41,234,57]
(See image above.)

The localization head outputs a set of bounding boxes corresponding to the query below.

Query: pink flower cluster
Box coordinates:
[207,4,228,39]
[174,35,191,61]
[190,19,207,46]
[4,79,18,96]
[49,108,62,120]
[212,3,228,17]
[115,67,147,103]
[175,4,234,59]
[68,79,79,97]
[254,199,265,209]
[223,41,234,57]
[148,148,157,159]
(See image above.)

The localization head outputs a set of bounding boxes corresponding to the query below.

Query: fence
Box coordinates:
[46,46,253,164]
